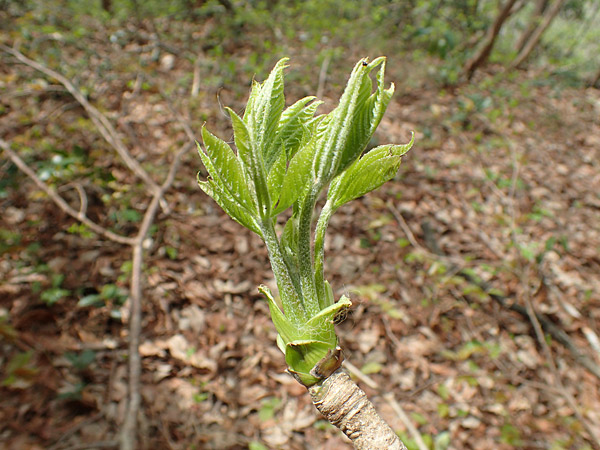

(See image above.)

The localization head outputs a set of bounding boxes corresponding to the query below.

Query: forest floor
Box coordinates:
[1,15,600,450]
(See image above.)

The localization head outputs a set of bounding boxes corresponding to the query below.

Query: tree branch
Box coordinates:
[0,139,134,246]
[0,44,166,209]
[463,0,519,80]
[2,128,191,450]
[308,369,408,450]
[511,0,566,68]
[119,141,191,450]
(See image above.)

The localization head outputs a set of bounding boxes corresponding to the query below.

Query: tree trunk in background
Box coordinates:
[511,0,566,68]
[463,0,519,81]
[102,0,112,13]
[308,369,408,450]
[515,0,549,53]
[592,66,600,88]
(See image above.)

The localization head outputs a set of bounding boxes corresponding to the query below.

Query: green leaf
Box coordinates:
[312,57,393,186]
[361,361,383,374]
[249,442,269,450]
[227,108,271,218]
[65,349,96,370]
[272,137,316,216]
[78,294,103,308]
[259,285,297,343]
[198,128,255,212]
[285,339,332,386]
[278,96,322,160]
[41,287,70,305]
[243,79,261,123]
[198,176,261,235]
[245,58,288,171]
[335,57,396,176]
[328,135,414,210]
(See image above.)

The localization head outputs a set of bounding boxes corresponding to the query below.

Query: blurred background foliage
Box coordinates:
[2,0,599,89]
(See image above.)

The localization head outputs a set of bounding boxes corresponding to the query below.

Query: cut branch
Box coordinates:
[308,369,408,450]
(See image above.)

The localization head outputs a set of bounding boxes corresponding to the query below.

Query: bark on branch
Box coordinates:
[511,0,566,68]
[463,0,519,80]
[308,369,408,450]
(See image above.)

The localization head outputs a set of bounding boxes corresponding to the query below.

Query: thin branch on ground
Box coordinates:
[387,200,486,267]
[505,141,600,448]
[421,220,600,381]
[119,140,191,450]
[64,442,118,450]
[0,139,134,246]
[0,44,167,210]
[2,113,191,450]
[523,282,600,449]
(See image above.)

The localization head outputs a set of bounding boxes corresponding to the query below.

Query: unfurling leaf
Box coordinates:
[278,96,322,160]
[198,174,261,235]
[272,137,316,216]
[227,107,271,218]
[198,128,255,212]
[197,57,414,389]
[245,58,288,170]
[312,57,394,187]
[328,133,414,210]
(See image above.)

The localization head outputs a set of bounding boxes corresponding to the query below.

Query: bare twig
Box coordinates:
[386,200,424,252]
[63,442,118,450]
[387,200,484,267]
[119,140,192,450]
[161,95,197,144]
[384,393,429,450]
[342,360,378,390]
[316,52,331,100]
[507,141,599,448]
[523,289,600,449]
[0,139,134,245]
[191,56,201,97]
[48,413,105,450]
[2,120,192,450]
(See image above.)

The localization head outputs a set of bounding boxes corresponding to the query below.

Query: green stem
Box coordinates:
[314,199,335,310]
[261,220,307,324]
[298,185,320,316]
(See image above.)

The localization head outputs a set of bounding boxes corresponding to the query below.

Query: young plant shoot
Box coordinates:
[197,57,412,449]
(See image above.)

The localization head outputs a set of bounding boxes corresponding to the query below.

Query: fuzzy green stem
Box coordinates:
[297,185,321,316]
[314,199,335,310]
[261,220,307,324]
